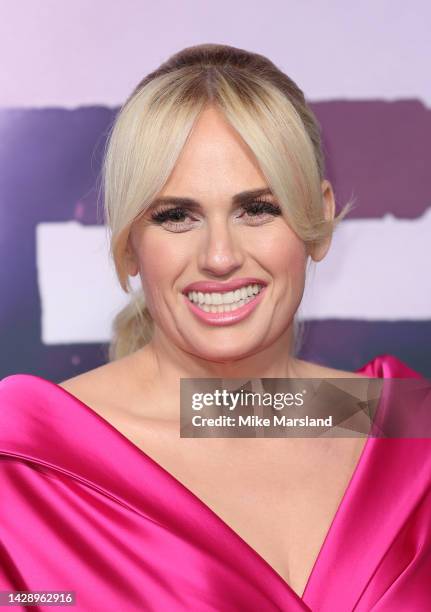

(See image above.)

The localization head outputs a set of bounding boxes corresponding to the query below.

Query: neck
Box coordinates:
[132,324,309,420]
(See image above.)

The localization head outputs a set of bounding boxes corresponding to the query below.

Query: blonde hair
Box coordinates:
[102,43,354,361]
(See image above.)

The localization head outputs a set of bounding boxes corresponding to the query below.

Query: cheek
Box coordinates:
[132,232,187,297]
[254,228,307,278]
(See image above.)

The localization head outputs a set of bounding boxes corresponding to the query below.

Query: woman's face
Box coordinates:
[128,105,329,362]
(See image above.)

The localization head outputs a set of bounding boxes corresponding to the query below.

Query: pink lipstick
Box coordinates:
[183,277,266,295]
[182,278,267,327]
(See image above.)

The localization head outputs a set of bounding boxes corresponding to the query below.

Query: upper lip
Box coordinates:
[183,277,267,294]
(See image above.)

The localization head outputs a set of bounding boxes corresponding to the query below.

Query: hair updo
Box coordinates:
[102,43,353,361]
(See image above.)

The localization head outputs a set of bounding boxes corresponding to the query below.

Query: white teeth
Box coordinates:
[222,291,235,304]
[186,283,264,310]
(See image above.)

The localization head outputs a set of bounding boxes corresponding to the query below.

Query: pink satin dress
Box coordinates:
[0,354,430,611]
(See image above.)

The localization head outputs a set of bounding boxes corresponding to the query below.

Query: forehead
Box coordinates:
[158,105,268,197]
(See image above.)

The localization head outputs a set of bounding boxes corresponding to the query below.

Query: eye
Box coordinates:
[150,206,198,233]
[239,199,282,224]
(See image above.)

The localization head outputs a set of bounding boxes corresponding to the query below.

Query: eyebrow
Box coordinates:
[149,188,274,210]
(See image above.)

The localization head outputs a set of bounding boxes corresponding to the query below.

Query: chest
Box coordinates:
[118,418,366,598]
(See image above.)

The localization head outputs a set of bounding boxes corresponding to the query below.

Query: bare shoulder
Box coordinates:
[58,348,155,416]
[59,357,125,395]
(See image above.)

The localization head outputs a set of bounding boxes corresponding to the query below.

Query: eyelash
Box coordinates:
[150,198,282,231]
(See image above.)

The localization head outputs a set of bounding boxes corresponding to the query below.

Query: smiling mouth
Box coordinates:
[185,283,265,313]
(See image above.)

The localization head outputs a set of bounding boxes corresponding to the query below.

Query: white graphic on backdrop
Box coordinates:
[36,208,431,344]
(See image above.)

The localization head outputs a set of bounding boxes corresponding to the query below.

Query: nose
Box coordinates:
[198,216,244,277]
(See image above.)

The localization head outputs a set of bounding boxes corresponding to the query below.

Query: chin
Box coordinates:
[185,335,268,364]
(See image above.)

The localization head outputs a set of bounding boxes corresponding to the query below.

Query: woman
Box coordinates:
[0,44,430,611]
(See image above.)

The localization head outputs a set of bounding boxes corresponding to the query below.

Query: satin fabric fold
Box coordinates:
[0,354,430,611]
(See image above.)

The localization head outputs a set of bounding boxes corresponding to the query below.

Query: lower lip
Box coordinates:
[183,287,267,326]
